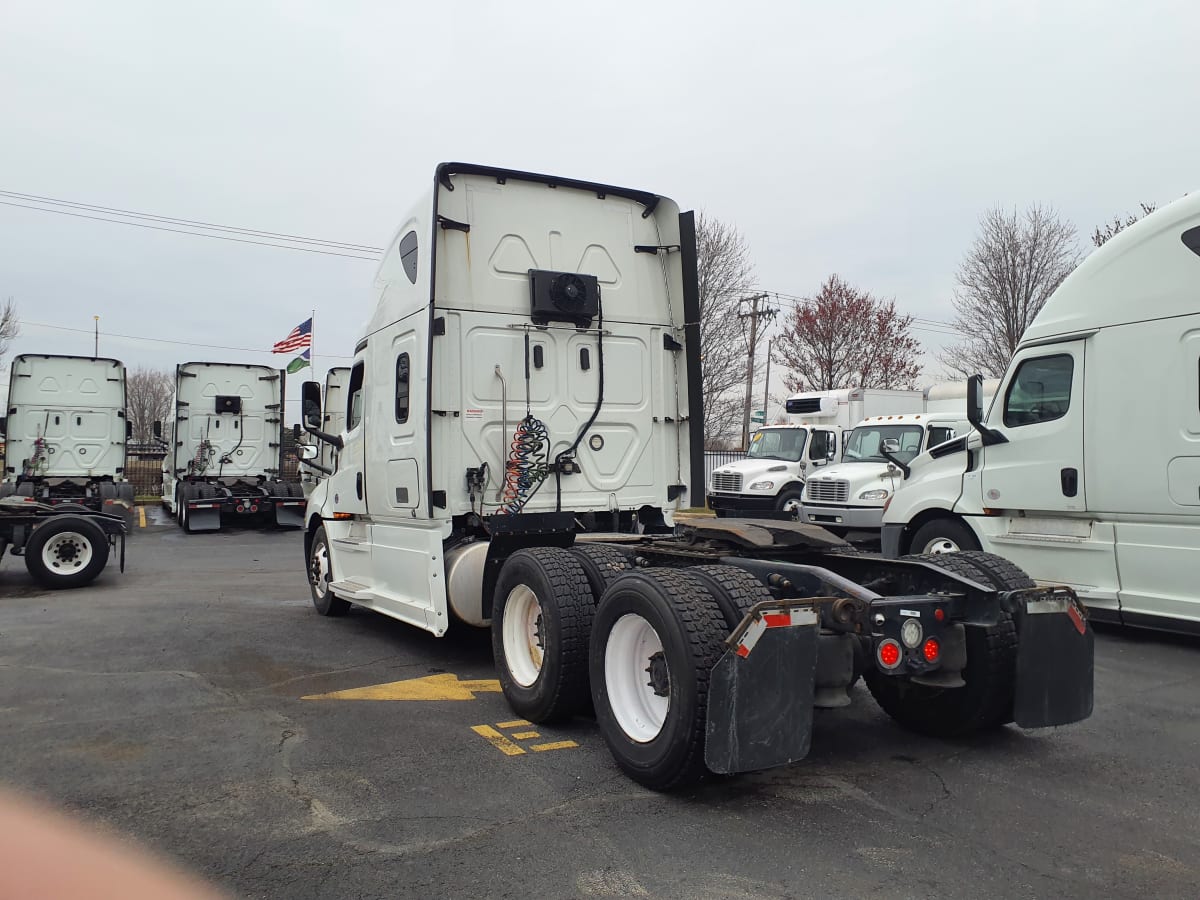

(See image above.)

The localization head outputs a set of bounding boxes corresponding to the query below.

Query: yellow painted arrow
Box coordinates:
[302,673,502,702]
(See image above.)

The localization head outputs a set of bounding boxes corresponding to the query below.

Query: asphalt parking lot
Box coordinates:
[2,517,1199,899]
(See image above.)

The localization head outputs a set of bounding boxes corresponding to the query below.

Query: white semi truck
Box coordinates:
[297,162,1093,790]
[706,388,925,517]
[799,381,998,535]
[160,362,306,532]
[0,354,135,519]
[881,193,1200,633]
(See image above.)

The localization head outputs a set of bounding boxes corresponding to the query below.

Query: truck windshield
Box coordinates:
[746,429,806,462]
[842,425,924,463]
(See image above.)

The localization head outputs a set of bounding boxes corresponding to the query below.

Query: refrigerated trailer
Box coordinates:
[297,163,1093,790]
[0,354,135,521]
[160,362,305,532]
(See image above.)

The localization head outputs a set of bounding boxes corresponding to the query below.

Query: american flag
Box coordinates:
[272,318,312,353]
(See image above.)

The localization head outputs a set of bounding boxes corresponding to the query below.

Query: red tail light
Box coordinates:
[877,638,902,669]
[923,638,940,663]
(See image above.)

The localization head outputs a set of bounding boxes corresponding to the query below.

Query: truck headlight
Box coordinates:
[749,481,774,491]
[859,489,890,500]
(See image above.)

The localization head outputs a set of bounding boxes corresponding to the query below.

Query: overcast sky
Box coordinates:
[1,1,1194,419]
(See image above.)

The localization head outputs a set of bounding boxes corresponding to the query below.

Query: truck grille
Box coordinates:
[805,478,848,503]
[711,472,742,493]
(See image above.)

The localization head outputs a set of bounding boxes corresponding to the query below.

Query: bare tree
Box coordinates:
[0,299,19,371]
[126,367,174,443]
[696,212,764,447]
[774,275,922,392]
[942,206,1080,378]
[1092,202,1157,248]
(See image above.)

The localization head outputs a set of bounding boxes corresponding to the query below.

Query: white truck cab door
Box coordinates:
[325,361,368,517]
[977,341,1085,513]
[808,429,837,468]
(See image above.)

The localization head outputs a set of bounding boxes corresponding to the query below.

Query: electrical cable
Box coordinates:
[555,296,604,512]
[498,330,550,515]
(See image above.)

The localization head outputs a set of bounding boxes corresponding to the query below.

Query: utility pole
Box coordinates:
[738,294,775,450]
[762,338,772,426]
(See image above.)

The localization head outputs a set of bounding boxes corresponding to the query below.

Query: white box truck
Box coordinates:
[882,193,1200,633]
[296,162,1093,790]
[160,362,306,532]
[0,354,135,517]
[799,381,999,535]
[706,388,925,517]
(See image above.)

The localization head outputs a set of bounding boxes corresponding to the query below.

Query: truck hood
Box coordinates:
[805,462,902,495]
[710,458,798,486]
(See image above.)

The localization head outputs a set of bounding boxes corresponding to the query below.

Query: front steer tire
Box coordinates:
[308,525,350,617]
[865,552,1025,738]
[24,516,110,589]
[492,548,594,724]
[590,569,728,791]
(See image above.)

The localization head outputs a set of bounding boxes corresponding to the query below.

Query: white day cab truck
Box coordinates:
[799,381,998,535]
[160,362,306,533]
[296,162,1093,790]
[706,389,926,518]
[0,354,129,587]
[882,193,1200,633]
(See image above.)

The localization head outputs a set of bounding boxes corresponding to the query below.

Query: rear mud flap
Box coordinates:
[705,605,819,775]
[187,507,222,533]
[273,504,305,528]
[1013,589,1094,728]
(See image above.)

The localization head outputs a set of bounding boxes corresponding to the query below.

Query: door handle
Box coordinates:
[1060,467,1078,498]
[356,472,363,500]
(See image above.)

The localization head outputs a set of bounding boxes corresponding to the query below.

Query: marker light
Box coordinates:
[923,638,941,663]
[877,638,902,669]
[900,618,923,648]
[934,608,945,622]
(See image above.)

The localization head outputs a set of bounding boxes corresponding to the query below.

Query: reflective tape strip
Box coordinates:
[735,608,818,657]
[735,619,766,658]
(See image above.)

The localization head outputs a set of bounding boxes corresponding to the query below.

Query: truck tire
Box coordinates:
[570,544,631,603]
[0,484,13,500]
[909,517,981,555]
[865,552,1020,737]
[24,516,110,589]
[492,548,593,723]
[773,487,804,519]
[954,551,1036,590]
[308,525,350,616]
[686,564,771,630]
[590,568,728,791]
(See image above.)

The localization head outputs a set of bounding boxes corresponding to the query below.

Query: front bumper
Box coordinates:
[707,493,777,512]
[799,503,884,530]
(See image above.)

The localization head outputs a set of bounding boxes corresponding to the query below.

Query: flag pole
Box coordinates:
[309,308,316,381]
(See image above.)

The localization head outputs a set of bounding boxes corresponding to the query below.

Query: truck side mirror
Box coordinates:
[296,444,319,461]
[967,372,1008,446]
[302,381,322,428]
[292,423,301,441]
[152,420,162,439]
[966,374,984,428]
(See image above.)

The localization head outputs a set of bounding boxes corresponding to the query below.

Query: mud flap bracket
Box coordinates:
[704,601,820,775]
[1012,587,1094,728]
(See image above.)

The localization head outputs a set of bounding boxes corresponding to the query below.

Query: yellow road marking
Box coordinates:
[511,731,540,740]
[496,719,530,729]
[138,506,146,528]
[302,673,502,702]
[471,725,526,756]
[530,741,578,752]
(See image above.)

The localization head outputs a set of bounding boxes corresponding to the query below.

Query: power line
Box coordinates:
[0,200,383,261]
[18,318,355,360]
[0,188,384,252]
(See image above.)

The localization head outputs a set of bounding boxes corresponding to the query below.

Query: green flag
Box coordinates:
[286,355,310,374]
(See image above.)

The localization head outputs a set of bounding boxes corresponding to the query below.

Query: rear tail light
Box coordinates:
[923,638,940,663]
[877,638,902,669]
